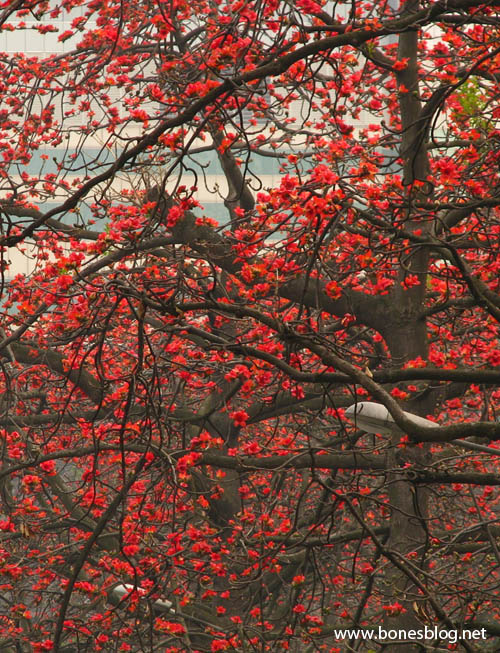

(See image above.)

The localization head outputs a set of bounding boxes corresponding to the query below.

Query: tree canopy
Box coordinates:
[1,0,500,651]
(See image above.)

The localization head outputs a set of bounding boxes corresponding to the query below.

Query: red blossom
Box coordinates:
[230,410,249,427]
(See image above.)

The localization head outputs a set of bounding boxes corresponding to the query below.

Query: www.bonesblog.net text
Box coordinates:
[332,626,487,645]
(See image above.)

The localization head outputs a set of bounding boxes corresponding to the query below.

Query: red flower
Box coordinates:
[230,410,249,427]
[292,604,306,614]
